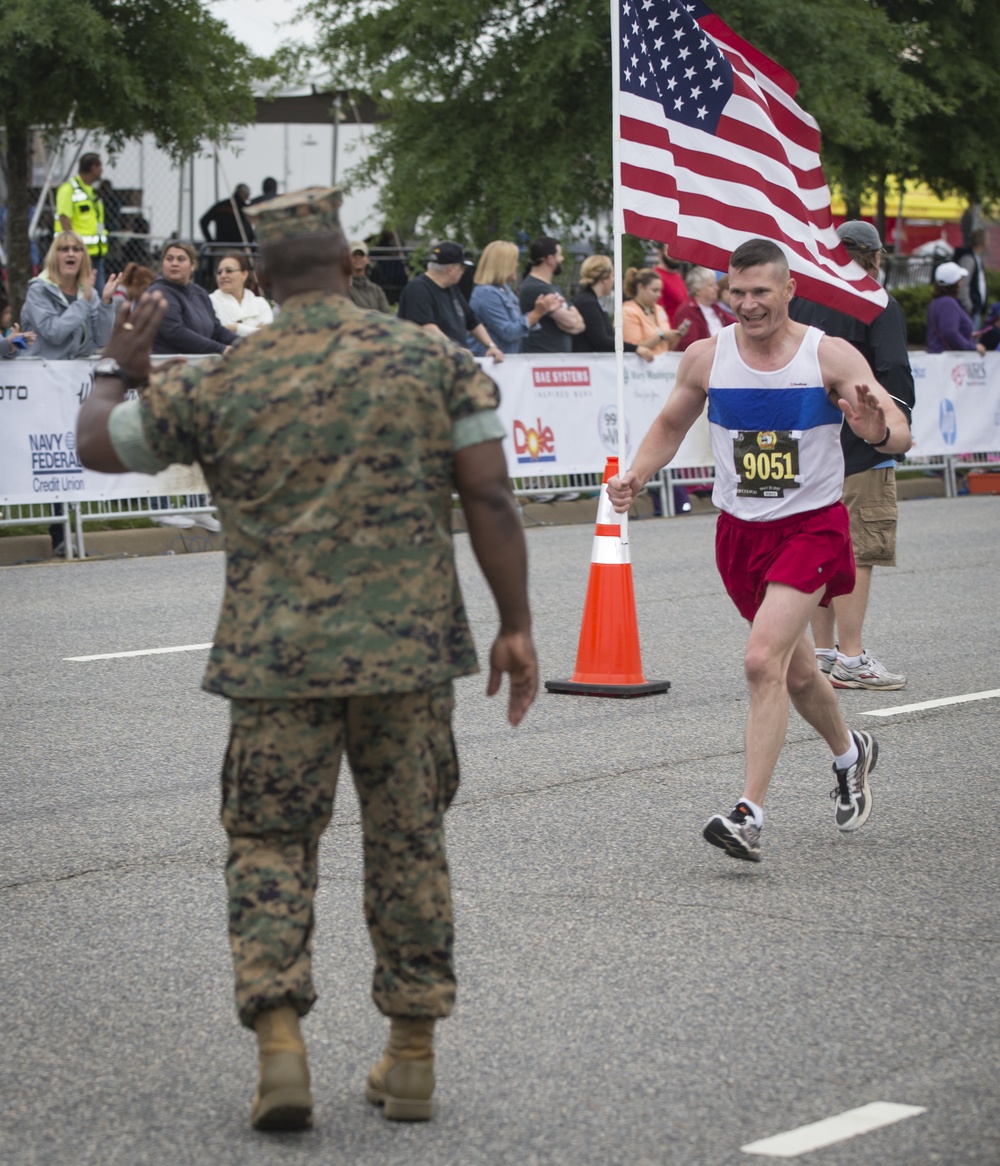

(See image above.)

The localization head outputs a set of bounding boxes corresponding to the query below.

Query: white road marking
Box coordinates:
[65,643,213,662]
[864,688,1000,718]
[741,1102,926,1158]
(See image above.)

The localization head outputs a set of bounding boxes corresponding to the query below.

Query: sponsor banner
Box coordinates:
[0,360,206,504]
[2,354,997,503]
[484,353,712,477]
[909,353,1000,457]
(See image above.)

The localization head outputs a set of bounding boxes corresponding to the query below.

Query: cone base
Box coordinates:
[544,678,671,699]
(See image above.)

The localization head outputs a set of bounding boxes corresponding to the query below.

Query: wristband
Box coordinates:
[870,425,891,449]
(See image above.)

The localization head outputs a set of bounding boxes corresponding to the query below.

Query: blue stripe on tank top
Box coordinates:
[707,387,842,431]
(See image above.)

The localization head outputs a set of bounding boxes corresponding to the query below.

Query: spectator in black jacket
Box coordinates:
[571,256,653,361]
[789,220,914,691]
[147,240,233,532]
[150,241,237,355]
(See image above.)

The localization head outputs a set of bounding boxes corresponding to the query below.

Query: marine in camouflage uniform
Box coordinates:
[77,186,538,1129]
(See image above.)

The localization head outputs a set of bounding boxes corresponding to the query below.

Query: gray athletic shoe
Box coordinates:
[831,650,906,690]
[831,730,877,832]
[703,801,762,862]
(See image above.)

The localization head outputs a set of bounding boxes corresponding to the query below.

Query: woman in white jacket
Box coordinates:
[209,252,273,336]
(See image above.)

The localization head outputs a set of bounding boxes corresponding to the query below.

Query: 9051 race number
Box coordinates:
[733,430,801,498]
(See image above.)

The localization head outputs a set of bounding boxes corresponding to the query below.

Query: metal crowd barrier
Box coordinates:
[5,454,997,561]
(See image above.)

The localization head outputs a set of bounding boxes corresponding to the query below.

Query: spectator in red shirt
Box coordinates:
[672,266,735,351]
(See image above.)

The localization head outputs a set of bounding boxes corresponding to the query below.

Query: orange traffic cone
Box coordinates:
[545,456,670,698]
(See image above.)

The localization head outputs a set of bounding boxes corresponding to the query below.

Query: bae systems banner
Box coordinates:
[486,353,712,477]
[1,354,998,502]
[0,360,206,505]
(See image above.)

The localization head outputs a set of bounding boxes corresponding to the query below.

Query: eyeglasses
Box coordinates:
[58,245,85,253]
[217,267,242,275]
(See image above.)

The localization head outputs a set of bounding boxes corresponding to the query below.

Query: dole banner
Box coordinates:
[0,360,207,505]
[485,353,712,478]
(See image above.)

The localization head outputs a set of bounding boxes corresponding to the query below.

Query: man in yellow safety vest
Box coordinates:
[56,152,109,291]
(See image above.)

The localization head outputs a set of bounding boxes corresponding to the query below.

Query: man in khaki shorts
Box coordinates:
[790,220,915,690]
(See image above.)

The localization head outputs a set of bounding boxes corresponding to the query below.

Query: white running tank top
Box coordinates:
[708,325,844,522]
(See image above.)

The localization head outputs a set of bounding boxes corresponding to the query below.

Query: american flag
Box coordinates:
[617,0,888,322]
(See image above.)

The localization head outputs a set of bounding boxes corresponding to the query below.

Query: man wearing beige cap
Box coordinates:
[74,186,538,1132]
[348,239,391,313]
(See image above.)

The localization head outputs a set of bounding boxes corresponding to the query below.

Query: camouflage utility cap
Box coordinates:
[246,185,344,244]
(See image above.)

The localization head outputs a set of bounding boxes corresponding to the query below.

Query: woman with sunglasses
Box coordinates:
[210,252,273,336]
[20,232,122,358]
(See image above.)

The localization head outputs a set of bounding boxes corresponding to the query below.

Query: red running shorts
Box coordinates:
[715,501,856,622]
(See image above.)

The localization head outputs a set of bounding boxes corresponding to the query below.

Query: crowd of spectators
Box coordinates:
[4,175,996,369]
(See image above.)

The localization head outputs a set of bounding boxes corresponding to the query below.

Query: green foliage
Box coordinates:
[305,0,613,245]
[878,1,1000,206]
[622,235,648,273]
[891,284,934,346]
[0,0,266,157]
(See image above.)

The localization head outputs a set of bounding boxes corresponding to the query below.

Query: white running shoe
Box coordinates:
[153,515,196,528]
[191,513,222,533]
[831,730,877,832]
[831,650,906,690]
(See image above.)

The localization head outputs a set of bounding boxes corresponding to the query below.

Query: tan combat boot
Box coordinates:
[365,1017,436,1121]
[250,1005,313,1131]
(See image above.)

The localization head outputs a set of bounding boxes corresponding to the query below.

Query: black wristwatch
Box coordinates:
[869,425,891,449]
[93,358,144,390]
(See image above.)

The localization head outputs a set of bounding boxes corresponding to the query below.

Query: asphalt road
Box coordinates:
[2,496,999,1166]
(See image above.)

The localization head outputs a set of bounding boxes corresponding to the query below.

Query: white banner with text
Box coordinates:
[0,360,206,505]
[2,352,998,503]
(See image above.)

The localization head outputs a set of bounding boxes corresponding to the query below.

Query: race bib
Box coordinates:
[733,430,801,498]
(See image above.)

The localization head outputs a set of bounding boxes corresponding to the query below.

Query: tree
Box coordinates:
[0,0,266,316]
[879,0,1000,210]
[305,0,615,246]
[305,0,999,248]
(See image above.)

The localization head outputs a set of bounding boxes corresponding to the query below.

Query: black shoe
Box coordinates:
[703,801,762,862]
[830,730,877,832]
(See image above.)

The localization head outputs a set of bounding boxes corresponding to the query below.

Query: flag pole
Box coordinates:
[542,0,670,701]
[609,0,627,480]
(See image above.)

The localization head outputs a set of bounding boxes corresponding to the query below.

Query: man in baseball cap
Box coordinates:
[836,220,887,255]
[789,219,914,691]
[347,239,391,313]
[397,241,504,359]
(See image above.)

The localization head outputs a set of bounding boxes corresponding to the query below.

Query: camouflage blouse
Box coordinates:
[131,292,502,698]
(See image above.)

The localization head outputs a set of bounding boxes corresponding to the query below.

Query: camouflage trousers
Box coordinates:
[221,683,458,1029]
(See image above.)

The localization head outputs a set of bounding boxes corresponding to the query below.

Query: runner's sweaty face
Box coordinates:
[727,262,794,341]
